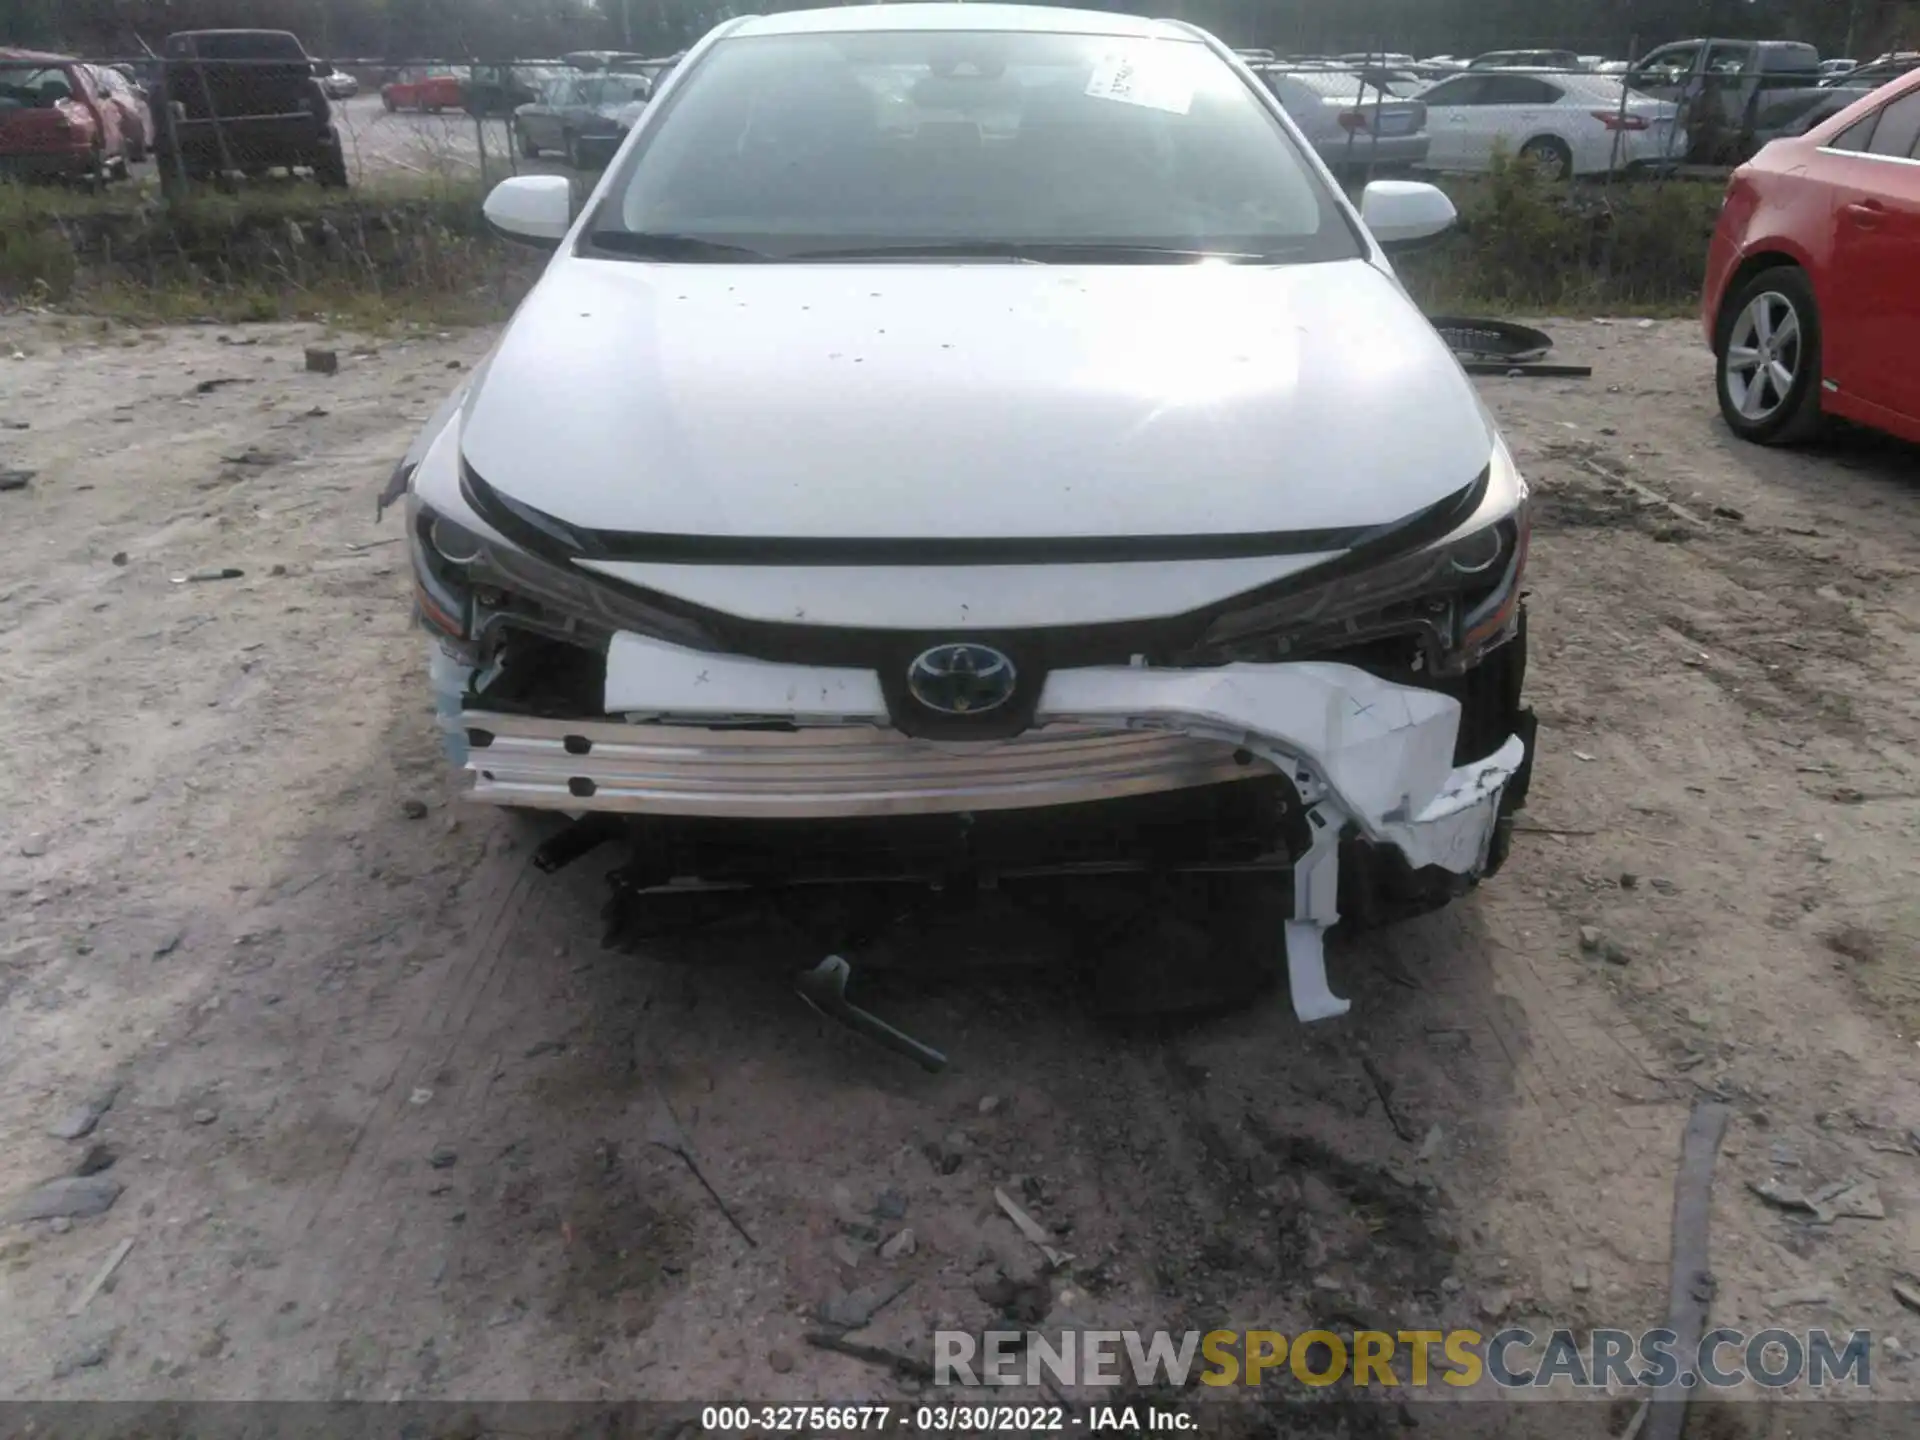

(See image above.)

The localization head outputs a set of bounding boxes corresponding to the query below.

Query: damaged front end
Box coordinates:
[395,407,1536,1025]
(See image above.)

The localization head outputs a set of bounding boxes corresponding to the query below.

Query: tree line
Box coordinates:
[1,0,1913,66]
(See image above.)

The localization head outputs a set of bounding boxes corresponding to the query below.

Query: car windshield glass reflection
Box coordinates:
[586,29,1357,264]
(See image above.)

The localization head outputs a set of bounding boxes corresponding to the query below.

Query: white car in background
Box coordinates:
[397,3,1538,1024]
[1417,69,1684,178]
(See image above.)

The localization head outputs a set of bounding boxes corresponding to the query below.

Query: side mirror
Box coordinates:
[483,175,574,249]
[1359,179,1457,251]
[312,60,330,77]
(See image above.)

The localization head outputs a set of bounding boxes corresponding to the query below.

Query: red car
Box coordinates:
[1704,67,1920,446]
[0,49,126,183]
[381,68,464,113]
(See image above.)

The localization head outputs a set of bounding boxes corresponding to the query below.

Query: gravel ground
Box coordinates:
[1,315,1918,1416]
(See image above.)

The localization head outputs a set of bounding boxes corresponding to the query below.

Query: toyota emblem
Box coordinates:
[906,643,1018,716]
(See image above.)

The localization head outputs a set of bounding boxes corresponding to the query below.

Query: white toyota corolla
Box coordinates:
[388,3,1537,1024]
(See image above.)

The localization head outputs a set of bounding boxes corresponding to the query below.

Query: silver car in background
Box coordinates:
[1252,65,1430,172]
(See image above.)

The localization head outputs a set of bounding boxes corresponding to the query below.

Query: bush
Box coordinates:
[0,178,541,326]
[1396,154,1725,315]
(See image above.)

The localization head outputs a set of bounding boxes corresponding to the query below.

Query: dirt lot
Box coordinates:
[2,313,1918,1418]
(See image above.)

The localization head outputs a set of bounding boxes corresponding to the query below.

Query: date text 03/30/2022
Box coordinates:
[701,1406,1192,1432]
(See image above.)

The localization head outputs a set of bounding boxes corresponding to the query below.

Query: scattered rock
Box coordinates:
[1570,1264,1590,1293]
[47,1086,118,1141]
[269,563,287,577]
[1601,940,1632,967]
[19,833,49,858]
[0,469,34,493]
[927,1130,968,1175]
[768,1349,795,1374]
[818,1277,912,1330]
[304,347,339,375]
[873,1190,908,1221]
[153,931,183,959]
[1578,925,1603,952]
[1478,1290,1513,1321]
[52,1339,110,1378]
[191,1108,218,1126]
[978,1095,1002,1116]
[6,1175,123,1224]
[75,1145,116,1177]
[831,1235,866,1269]
[1820,1180,1886,1220]
[1440,1275,1463,1294]
[1649,878,1678,895]
[837,1217,881,1244]
[973,1272,1052,1325]
[1893,1283,1920,1316]
[401,798,429,820]
[111,552,129,567]
[49,1216,72,1235]
[1416,1123,1444,1162]
[429,1145,458,1170]
[1749,1176,1884,1224]
[1618,872,1638,890]
[879,1228,917,1261]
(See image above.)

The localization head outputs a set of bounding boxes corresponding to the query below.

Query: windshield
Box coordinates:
[0,64,77,107]
[586,28,1356,264]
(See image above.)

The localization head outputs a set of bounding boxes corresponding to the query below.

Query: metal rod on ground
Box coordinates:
[1645,1100,1731,1440]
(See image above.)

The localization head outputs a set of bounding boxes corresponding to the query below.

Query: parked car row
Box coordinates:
[0,48,165,183]
[1249,58,1683,179]
[2,31,349,189]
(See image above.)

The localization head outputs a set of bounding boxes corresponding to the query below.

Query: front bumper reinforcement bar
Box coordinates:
[440,634,1529,1024]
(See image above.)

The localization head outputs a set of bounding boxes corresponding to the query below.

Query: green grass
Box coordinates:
[1397,161,1725,314]
[0,174,535,328]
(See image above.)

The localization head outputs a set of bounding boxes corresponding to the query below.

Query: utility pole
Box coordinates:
[622,0,634,48]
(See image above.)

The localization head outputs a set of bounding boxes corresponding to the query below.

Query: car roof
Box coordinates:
[728,4,1195,40]
[1808,60,1920,138]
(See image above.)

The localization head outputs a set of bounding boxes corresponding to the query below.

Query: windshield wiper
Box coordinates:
[788,241,1291,264]
[586,231,771,261]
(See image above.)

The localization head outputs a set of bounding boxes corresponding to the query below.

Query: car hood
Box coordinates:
[462,255,1493,544]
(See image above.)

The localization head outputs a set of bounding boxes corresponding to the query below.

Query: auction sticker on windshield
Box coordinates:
[1084,50,1194,114]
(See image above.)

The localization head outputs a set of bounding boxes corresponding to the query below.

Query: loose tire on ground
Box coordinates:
[1715,264,1824,446]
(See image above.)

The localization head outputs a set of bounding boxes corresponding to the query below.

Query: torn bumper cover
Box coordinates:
[439,633,1530,1023]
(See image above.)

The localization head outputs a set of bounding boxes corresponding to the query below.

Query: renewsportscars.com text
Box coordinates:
[934,1327,1872,1391]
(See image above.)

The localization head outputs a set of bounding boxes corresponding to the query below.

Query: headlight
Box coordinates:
[405,492,718,659]
[406,495,476,642]
[1194,441,1529,674]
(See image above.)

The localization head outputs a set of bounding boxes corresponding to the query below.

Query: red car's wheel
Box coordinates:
[1715,266,1824,446]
